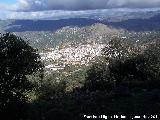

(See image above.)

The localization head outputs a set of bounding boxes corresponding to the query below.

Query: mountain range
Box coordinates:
[0,10,160,32]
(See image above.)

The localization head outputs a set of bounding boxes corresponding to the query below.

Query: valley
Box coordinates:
[1,6,160,120]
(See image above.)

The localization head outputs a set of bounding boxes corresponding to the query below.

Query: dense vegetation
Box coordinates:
[0,33,43,120]
[1,33,160,120]
[27,36,160,120]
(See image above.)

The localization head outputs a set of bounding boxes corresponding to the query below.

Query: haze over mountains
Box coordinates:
[1,9,160,32]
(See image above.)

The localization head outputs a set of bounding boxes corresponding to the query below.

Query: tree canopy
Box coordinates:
[0,33,43,119]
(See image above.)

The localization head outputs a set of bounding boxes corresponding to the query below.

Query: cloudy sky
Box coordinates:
[0,0,160,19]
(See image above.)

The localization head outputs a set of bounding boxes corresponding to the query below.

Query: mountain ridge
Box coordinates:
[1,13,160,32]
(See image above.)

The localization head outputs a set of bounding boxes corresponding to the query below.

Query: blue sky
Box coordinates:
[0,0,160,20]
[2,0,16,4]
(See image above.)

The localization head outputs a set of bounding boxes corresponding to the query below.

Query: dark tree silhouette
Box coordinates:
[0,33,43,120]
[85,38,160,94]
[84,59,115,92]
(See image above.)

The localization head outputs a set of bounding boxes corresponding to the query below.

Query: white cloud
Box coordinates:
[14,0,160,11]
[0,3,17,11]
[3,8,160,20]
[1,0,160,20]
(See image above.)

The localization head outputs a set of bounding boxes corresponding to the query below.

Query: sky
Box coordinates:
[1,0,16,4]
[0,0,160,19]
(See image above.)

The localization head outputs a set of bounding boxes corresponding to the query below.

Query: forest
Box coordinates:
[1,33,160,120]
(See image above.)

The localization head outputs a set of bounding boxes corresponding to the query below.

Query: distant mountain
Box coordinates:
[97,10,160,22]
[0,11,160,50]
[0,18,102,32]
[108,14,160,32]
[1,13,160,32]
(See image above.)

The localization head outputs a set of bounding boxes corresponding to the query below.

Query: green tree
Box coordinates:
[84,57,115,92]
[84,38,145,92]
[0,33,43,119]
[102,38,130,61]
[143,41,160,80]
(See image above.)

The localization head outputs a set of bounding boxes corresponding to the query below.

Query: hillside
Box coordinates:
[12,23,125,49]
[2,10,160,120]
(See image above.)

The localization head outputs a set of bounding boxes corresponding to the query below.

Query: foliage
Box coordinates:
[102,37,140,62]
[84,38,160,93]
[13,35,160,120]
[143,41,160,80]
[0,33,43,119]
[85,62,114,91]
